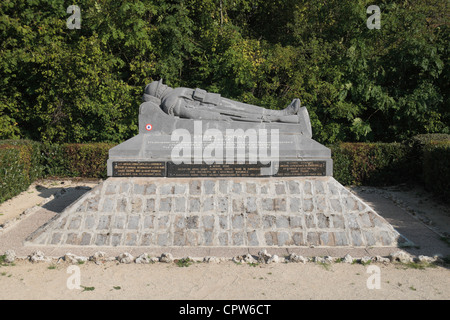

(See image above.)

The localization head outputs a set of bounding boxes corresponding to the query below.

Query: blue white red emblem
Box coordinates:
[145,124,153,131]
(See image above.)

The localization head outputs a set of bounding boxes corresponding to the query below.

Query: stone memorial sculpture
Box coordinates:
[107,79,333,176]
[26,79,405,249]
[143,79,310,128]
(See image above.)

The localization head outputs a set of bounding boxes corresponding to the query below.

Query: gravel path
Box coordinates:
[0,179,449,300]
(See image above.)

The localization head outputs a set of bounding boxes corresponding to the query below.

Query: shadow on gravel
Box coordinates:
[41,187,92,213]
[353,188,450,266]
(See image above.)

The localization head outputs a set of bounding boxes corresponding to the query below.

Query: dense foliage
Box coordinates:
[405,133,450,181]
[0,140,113,203]
[422,140,450,201]
[331,142,410,186]
[40,142,115,178]
[0,140,42,202]
[1,0,448,144]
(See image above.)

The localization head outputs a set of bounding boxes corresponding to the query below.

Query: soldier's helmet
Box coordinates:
[145,79,172,99]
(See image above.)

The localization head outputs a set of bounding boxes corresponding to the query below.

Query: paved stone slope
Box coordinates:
[26,177,402,247]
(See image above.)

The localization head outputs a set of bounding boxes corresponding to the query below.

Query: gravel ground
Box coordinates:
[0,179,449,300]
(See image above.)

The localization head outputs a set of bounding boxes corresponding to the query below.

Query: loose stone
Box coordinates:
[374,256,390,264]
[89,251,107,263]
[160,252,173,263]
[313,256,325,264]
[267,254,281,263]
[257,250,272,264]
[3,250,16,263]
[135,253,152,264]
[64,253,88,264]
[28,251,49,263]
[417,255,435,263]
[243,254,257,264]
[360,256,372,264]
[343,254,353,263]
[117,252,134,264]
[288,253,307,263]
[203,256,220,263]
[389,251,413,263]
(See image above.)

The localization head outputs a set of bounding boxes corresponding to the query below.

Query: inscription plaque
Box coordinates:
[167,161,326,177]
[112,161,165,177]
[276,161,326,177]
[112,161,326,177]
[167,162,270,177]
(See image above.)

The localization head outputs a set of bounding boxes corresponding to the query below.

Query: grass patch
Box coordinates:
[397,261,437,270]
[398,243,421,249]
[47,265,57,270]
[81,286,95,292]
[317,262,332,271]
[247,262,259,267]
[175,258,193,268]
[0,254,14,266]
[350,258,372,266]
[113,286,121,290]
[360,259,372,266]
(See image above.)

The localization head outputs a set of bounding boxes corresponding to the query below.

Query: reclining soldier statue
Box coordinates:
[143,79,311,129]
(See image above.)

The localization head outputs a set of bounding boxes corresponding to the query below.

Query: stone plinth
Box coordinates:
[26,177,402,248]
[107,102,333,177]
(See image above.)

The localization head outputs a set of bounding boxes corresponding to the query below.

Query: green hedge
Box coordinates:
[41,143,116,179]
[423,140,450,202]
[62,143,115,178]
[0,145,27,203]
[1,137,449,204]
[0,141,114,204]
[330,142,410,186]
[0,140,43,202]
[406,133,450,183]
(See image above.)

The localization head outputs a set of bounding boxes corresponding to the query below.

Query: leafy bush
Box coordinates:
[40,143,69,178]
[0,140,115,203]
[423,140,450,202]
[331,142,410,186]
[407,133,450,153]
[0,140,43,202]
[41,143,115,179]
[0,145,26,203]
[63,143,115,178]
[406,133,450,182]
[0,0,448,145]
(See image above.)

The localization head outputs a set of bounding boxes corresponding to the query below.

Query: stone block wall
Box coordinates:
[26,177,401,247]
